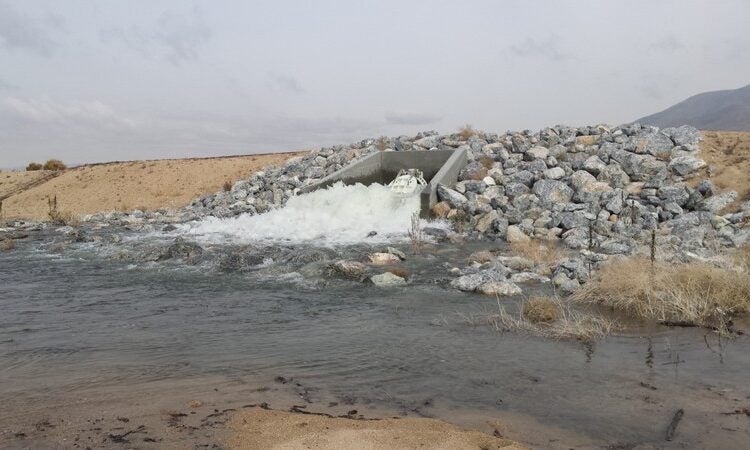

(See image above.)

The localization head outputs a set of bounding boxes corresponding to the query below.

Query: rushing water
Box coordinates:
[1,186,749,448]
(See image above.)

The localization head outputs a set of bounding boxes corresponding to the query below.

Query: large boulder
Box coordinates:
[668,153,706,176]
[370,272,407,286]
[450,268,507,292]
[437,184,469,209]
[532,180,574,208]
[477,281,522,297]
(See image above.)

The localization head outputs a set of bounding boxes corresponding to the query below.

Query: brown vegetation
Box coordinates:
[42,159,67,171]
[474,296,614,342]
[510,240,568,266]
[698,131,750,211]
[572,256,750,335]
[458,124,481,140]
[478,155,495,170]
[26,162,43,171]
[0,237,15,251]
[522,297,561,323]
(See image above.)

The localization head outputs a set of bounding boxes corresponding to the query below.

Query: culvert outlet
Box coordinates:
[299,148,468,217]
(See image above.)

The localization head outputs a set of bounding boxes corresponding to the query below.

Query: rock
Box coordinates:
[431,201,451,218]
[576,135,599,146]
[631,130,674,157]
[506,225,530,243]
[332,260,367,279]
[160,237,203,263]
[699,191,737,213]
[663,125,702,147]
[477,281,522,297]
[437,184,468,208]
[423,226,449,240]
[385,247,407,260]
[459,161,488,181]
[668,154,706,176]
[368,252,401,265]
[510,272,550,284]
[543,167,565,180]
[475,210,499,233]
[582,155,607,175]
[527,146,549,160]
[551,273,580,294]
[450,268,506,292]
[468,251,495,263]
[370,272,406,286]
[532,180,574,208]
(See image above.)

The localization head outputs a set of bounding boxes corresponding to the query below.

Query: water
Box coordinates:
[1,188,750,448]
[181,182,431,246]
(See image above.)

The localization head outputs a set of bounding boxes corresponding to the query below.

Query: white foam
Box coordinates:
[181,182,430,246]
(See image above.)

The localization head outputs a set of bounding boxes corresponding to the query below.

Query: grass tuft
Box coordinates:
[571,257,750,335]
[522,297,561,323]
[1,237,15,251]
[458,124,480,140]
[510,239,568,266]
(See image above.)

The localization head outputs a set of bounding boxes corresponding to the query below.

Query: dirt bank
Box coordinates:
[698,131,750,210]
[0,152,305,220]
[229,408,526,450]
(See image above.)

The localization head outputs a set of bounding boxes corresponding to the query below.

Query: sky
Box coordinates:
[0,0,748,168]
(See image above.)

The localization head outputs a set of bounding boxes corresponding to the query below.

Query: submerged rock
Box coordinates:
[160,237,203,264]
[331,260,367,279]
[370,272,406,286]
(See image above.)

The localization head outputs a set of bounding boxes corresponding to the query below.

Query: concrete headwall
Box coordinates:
[299,148,467,217]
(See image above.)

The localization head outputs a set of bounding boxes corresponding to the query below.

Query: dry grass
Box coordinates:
[375,136,389,151]
[48,210,79,226]
[522,297,561,323]
[734,245,750,269]
[1,237,15,251]
[482,296,614,342]
[572,257,750,335]
[477,155,495,170]
[223,180,232,192]
[26,162,43,171]
[458,124,481,140]
[510,239,568,266]
[42,159,67,171]
[407,212,425,254]
[697,131,750,212]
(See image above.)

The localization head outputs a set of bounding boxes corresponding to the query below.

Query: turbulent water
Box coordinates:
[182,182,429,246]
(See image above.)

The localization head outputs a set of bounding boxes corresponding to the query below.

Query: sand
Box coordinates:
[0,170,56,201]
[228,409,527,450]
[0,152,305,220]
[698,131,750,211]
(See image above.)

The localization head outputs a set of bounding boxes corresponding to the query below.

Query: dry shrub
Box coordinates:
[48,210,79,226]
[523,297,561,323]
[223,180,232,192]
[26,162,43,171]
[43,159,67,171]
[375,136,389,151]
[1,238,15,251]
[468,166,488,181]
[734,245,750,269]
[458,124,480,140]
[477,155,495,170]
[510,239,568,266]
[387,267,410,279]
[475,296,614,342]
[572,257,750,335]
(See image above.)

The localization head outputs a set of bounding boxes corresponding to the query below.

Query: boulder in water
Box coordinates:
[331,260,367,280]
[368,252,401,265]
[370,272,407,286]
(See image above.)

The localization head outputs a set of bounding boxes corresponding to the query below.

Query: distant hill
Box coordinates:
[637,84,750,131]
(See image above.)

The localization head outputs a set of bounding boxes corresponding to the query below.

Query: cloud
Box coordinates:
[100,8,211,65]
[2,96,134,128]
[0,1,64,57]
[272,74,305,94]
[510,34,569,61]
[649,35,685,53]
[0,77,18,91]
[384,112,442,126]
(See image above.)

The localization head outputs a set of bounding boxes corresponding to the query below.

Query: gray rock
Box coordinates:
[451,268,506,292]
[668,154,706,176]
[332,260,367,279]
[663,125,702,147]
[699,191,738,213]
[370,272,407,286]
[532,180,574,208]
[437,184,468,208]
[477,281,522,296]
[543,167,566,180]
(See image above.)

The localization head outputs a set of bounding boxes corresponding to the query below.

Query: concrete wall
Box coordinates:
[299,148,467,217]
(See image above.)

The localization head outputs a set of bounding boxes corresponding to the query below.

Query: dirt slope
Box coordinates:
[698,131,750,208]
[0,170,57,201]
[1,152,305,220]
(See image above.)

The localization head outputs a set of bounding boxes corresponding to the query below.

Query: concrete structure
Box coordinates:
[300,148,468,217]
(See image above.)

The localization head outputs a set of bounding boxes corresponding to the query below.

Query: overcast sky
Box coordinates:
[0,0,748,167]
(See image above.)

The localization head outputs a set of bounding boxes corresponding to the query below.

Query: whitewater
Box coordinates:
[181,182,438,246]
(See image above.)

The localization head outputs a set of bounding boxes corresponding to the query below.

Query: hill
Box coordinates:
[0,152,304,220]
[637,84,750,130]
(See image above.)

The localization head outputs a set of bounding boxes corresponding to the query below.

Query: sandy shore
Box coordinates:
[229,408,526,450]
[0,152,305,220]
